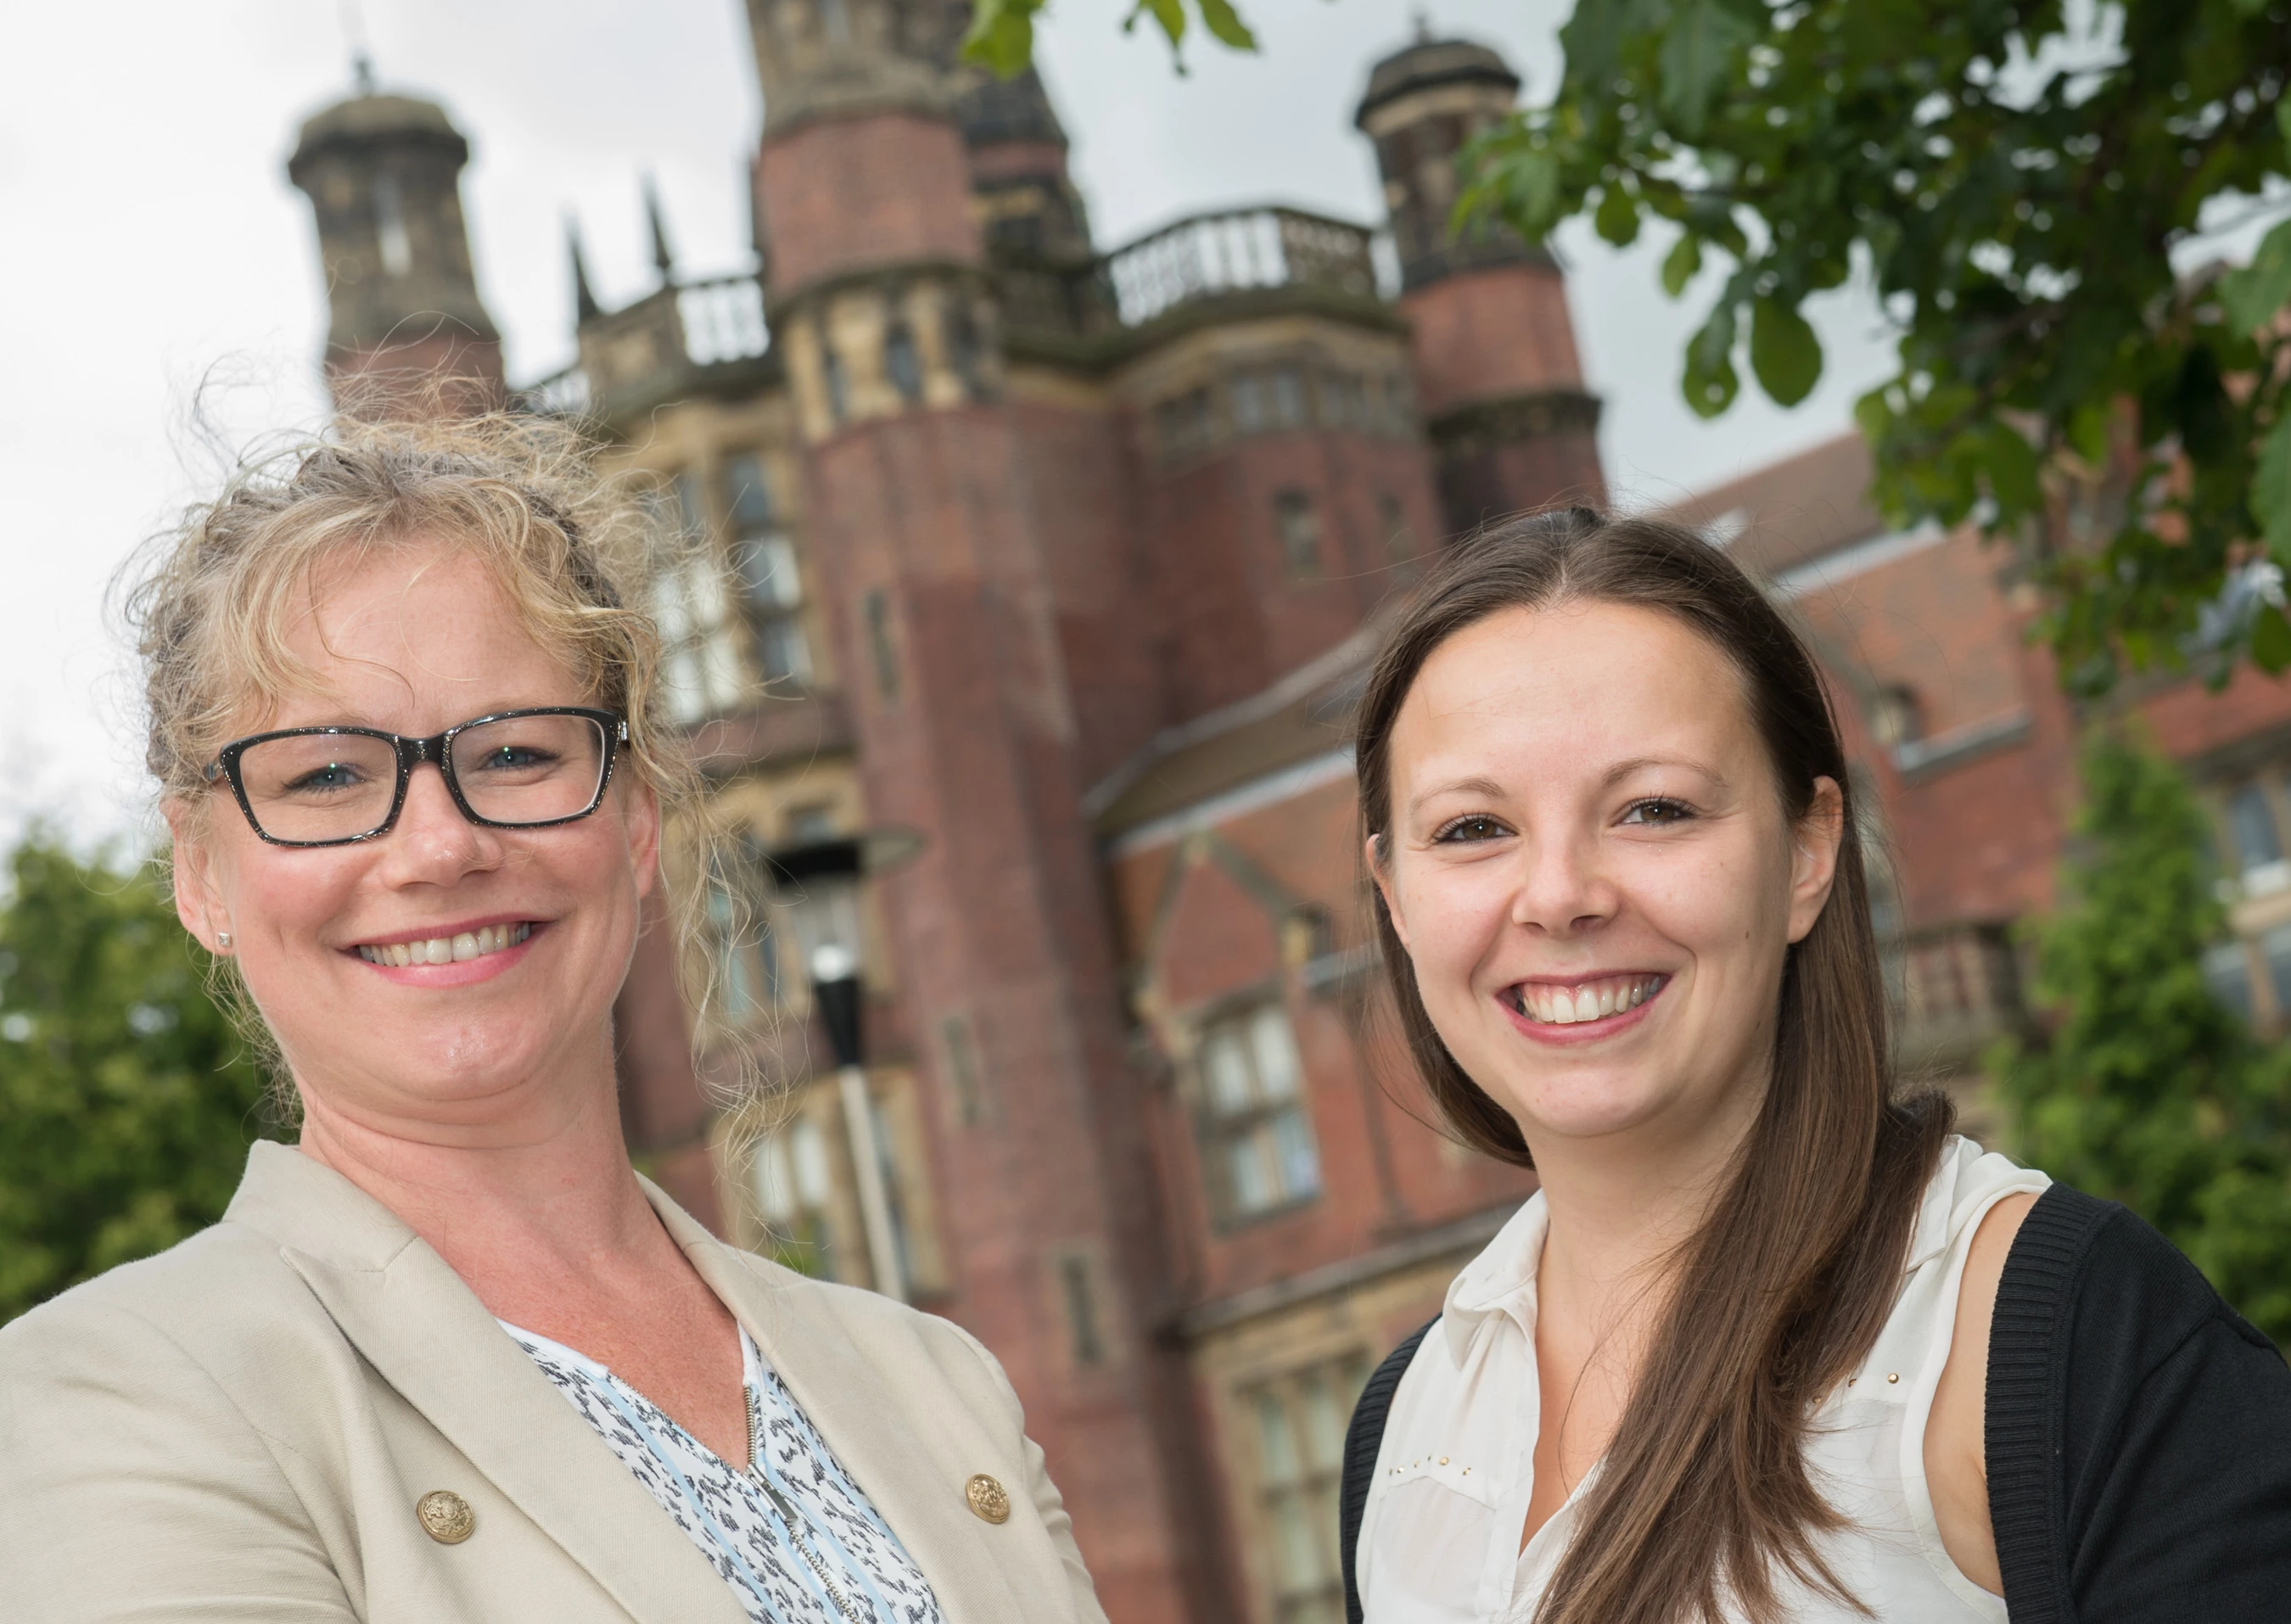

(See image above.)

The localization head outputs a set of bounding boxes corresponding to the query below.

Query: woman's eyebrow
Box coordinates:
[1602,754,1729,792]
[1407,774,1508,815]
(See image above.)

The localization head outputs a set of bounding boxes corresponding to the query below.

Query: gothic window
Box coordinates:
[1197,1000,1321,1222]
[1268,366,1307,428]
[863,588,901,703]
[1382,372,1416,433]
[723,452,809,686]
[943,304,983,397]
[1056,1253,1105,1366]
[1274,490,1323,580]
[1318,370,1367,429]
[1230,372,1268,435]
[647,481,746,725]
[883,320,924,405]
[1870,684,1923,753]
[1243,1355,1370,1624]
[1379,493,1414,574]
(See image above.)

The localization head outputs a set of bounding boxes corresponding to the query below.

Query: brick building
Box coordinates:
[283,11,2291,1624]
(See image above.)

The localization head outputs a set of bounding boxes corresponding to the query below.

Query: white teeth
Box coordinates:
[358,922,532,968]
[1511,975,1663,1027]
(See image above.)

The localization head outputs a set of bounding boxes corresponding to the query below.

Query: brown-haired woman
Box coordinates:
[0,414,1102,1624]
[1336,508,2291,1624]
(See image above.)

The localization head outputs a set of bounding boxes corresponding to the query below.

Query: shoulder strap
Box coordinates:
[1341,1316,1440,1624]
[1986,1180,2114,1624]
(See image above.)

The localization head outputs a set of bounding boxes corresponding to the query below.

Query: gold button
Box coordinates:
[1886,1373,1900,1385]
[965,1472,1011,1524]
[417,1489,475,1544]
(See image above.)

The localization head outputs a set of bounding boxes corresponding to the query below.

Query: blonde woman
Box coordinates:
[0,417,1102,1624]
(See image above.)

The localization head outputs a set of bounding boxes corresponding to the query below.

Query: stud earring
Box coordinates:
[216,930,233,950]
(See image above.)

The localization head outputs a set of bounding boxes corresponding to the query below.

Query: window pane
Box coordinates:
[754,1133,797,1223]
[674,472,706,539]
[2204,940,2255,1022]
[1269,1108,1320,1201]
[725,453,775,535]
[1297,1373,1344,1471]
[1269,367,1305,428]
[1202,1031,1253,1115]
[1270,1495,1324,1591]
[2228,785,2281,872]
[1253,1392,1301,1485]
[702,626,747,710]
[736,535,802,609]
[1250,1005,1300,1100]
[1231,373,1266,434]
[791,1117,832,1208]
[2262,924,2291,1021]
[1228,1132,1274,1214]
[757,616,812,685]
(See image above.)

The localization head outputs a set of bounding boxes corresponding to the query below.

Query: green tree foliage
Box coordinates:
[1990,731,2291,1339]
[1453,0,2291,692]
[962,0,1255,78]
[0,833,282,1325]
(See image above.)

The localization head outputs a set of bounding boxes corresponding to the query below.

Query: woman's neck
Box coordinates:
[288,1048,666,1296]
[1528,1080,1765,1361]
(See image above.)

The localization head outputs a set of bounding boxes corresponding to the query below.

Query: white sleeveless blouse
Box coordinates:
[1356,1138,2048,1622]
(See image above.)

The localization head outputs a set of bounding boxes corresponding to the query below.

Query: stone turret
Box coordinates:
[1357,31,1604,529]
[288,79,504,415]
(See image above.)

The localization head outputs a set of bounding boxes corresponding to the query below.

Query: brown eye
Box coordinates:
[1621,798,1694,826]
[1434,815,1510,843]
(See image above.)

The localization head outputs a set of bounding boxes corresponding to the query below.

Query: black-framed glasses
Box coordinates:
[202,708,628,848]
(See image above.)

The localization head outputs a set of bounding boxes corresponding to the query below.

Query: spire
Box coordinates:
[351,50,378,96]
[643,176,675,283]
[566,216,601,322]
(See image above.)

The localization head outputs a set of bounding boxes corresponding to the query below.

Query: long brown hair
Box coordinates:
[1355,507,1952,1624]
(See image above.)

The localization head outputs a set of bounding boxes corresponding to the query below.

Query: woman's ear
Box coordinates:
[164,804,231,954]
[624,781,663,900]
[1786,776,1846,944]
[1366,832,1412,951]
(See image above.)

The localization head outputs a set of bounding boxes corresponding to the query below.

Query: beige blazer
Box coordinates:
[0,1141,1106,1624]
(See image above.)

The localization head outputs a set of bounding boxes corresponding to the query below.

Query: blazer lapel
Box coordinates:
[647,1184,1035,1624]
[229,1145,745,1624]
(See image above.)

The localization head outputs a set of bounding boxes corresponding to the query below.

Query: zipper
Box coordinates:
[748,1384,866,1624]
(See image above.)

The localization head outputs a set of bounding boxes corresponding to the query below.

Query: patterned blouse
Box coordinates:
[503,1321,947,1624]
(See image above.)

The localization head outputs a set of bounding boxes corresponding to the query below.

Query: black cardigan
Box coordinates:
[1338,1182,2291,1622]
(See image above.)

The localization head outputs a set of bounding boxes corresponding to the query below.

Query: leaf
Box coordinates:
[1124,0,1187,49]
[2252,605,2291,673]
[1683,302,1741,417]
[1982,419,2044,520]
[1661,232,1704,297]
[1657,0,1756,136]
[1561,0,1669,96]
[1594,183,1642,247]
[1749,296,1823,406]
[1193,0,1258,50]
[960,0,1042,78]
[2258,412,2291,560]
[2221,219,2291,338]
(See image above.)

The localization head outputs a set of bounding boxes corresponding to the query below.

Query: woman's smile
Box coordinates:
[349,916,544,984]
[1498,972,1670,1043]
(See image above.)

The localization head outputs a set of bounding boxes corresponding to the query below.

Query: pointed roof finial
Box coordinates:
[351,50,378,95]
[643,176,675,283]
[1411,7,1433,41]
[566,216,602,324]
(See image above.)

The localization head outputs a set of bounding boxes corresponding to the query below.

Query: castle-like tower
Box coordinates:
[288,74,506,414]
[1356,35,1604,531]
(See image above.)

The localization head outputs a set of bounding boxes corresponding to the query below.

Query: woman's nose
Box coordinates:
[383,762,500,874]
[1510,833,1618,935]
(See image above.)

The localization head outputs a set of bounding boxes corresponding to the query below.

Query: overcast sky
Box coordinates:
[0,0,1902,852]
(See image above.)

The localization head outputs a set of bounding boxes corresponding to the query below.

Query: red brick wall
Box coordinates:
[1138,430,1444,724]
[757,113,981,295]
[798,397,1223,1624]
[1402,264,1585,419]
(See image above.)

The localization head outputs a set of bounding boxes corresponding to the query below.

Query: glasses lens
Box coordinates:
[451,714,608,826]
[235,733,400,843]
